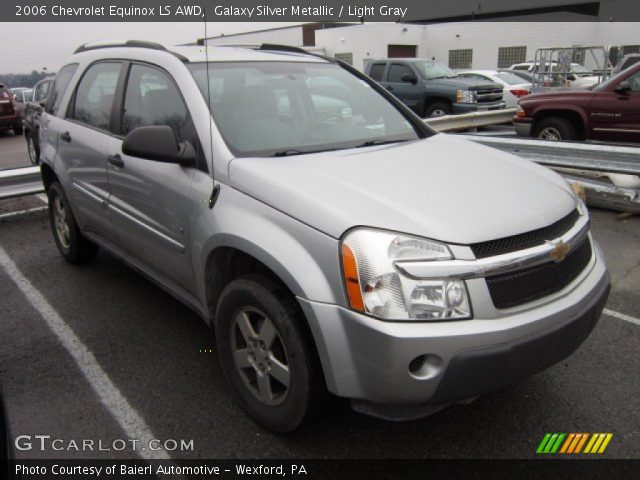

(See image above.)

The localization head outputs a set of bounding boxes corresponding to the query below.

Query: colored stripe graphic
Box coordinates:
[538,433,613,454]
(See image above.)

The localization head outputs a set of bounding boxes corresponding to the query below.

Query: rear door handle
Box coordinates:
[108,154,124,168]
[60,131,71,143]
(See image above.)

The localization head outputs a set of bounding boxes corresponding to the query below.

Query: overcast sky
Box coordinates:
[0,22,299,74]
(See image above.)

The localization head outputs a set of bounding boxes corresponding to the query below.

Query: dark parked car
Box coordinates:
[0,84,23,135]
[24,76,54,164]
[515,63,640,143]
[365,59,505,118]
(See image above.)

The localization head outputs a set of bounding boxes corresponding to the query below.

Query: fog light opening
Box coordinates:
[408,354,443,379]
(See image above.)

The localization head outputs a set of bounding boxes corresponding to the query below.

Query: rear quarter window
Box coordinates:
[368,63,386,81]
[45,65,78,116]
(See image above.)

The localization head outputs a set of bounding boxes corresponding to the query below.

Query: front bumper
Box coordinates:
[515,120,533,137]
[452,101,506,114]
[298,240,609,417]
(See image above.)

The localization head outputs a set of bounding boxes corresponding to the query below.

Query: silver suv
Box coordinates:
[40,41,610,432]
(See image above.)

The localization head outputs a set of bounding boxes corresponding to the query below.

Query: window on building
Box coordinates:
[448,49,473,70]
[368,63,386,81]
[497,46,527,69]
[623,45,640,55]
[388,64,413,83]
[334,53,353,65]
[572,48,586,65]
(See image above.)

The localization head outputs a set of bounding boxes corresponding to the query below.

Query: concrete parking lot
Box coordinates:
[0,138,638,460]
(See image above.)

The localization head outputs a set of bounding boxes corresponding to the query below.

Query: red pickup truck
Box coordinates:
[514,63,640,143]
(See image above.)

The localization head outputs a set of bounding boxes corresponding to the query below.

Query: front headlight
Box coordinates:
[456,89,476,103]
[341,228,472,321]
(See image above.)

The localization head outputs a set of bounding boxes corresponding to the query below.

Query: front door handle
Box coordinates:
[108,154,124,168]
[60,131,71,143]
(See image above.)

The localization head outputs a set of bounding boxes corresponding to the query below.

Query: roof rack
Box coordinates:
[74,40,189,62]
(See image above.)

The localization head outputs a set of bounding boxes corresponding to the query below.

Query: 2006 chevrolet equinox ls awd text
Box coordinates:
[39,41,610,432]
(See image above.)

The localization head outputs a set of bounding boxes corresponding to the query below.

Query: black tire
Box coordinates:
[534,117,579,141]
[215,274,323,433]
[12,124,23,135]
[47,181,99,263]
[424,102,451,118]
[27,133,40,165]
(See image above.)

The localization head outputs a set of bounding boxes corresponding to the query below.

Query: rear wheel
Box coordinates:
[13,124,23,135]
[425,102,451,118]
[534,117,578,141]
[215,275,322,433]
[47,181,99,263]
[27,134,39,165]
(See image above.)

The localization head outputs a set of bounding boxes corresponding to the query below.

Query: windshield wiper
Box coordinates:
[354,139,408,148]
[272,149,306,157]
[271,147,344,157]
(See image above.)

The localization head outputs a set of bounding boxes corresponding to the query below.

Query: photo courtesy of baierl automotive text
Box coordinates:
[0,0,639,479]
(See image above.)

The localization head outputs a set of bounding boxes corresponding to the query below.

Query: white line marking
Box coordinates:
[0,245,171,461]
[603,308,640,327]
[0,206,48,220]
[37,193,48,203]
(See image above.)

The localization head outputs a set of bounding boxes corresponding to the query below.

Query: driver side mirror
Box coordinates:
[401,73,418,84]
[614,81,632,95]
[567,74,577,81]
[122,125,195,166]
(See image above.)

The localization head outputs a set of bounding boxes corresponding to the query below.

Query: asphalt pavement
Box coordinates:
[0,131,31,170]
[0,136,638,460]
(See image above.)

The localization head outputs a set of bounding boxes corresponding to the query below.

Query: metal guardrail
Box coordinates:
[0,167,43,200]
[426,108,516,131]
[462,135,640,214]
[461,135,640,176]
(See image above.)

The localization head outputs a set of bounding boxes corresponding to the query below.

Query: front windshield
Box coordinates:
[412,61,457,80]
[188,61,421,157]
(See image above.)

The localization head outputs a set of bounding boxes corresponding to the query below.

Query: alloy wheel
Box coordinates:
[538,127,562,141]
[28,137,37,164]
[230,307,290,406]
[53,196,71,249]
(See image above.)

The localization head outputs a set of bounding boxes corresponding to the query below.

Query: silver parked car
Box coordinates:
[40,41,610,432]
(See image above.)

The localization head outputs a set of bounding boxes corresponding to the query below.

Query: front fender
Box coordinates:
[189,181,345,318]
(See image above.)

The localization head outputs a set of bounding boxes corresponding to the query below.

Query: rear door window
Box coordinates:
[70,62,122,131]
[368,63,386,81]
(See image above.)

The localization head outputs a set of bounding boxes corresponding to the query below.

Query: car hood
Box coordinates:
[427,76,500,90]
[228,134,577,243]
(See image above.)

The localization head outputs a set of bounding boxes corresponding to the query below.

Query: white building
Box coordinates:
[203,20,639,72]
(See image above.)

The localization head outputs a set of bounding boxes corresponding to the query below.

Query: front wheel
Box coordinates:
[47,181,99,263]
[425,102,451,118]
[215,275,322,433]
[534,117,579,141]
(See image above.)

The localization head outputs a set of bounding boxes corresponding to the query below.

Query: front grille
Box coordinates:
[471,209,580,259]
[486,238,592,309]
[475,89,503,103]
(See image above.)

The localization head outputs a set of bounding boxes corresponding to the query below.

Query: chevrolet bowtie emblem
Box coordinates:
[548,240,570,262]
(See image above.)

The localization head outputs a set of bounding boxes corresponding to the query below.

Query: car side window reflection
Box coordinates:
[70,62,121,130]
[122,64,188,141]
[628,73,640,92]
